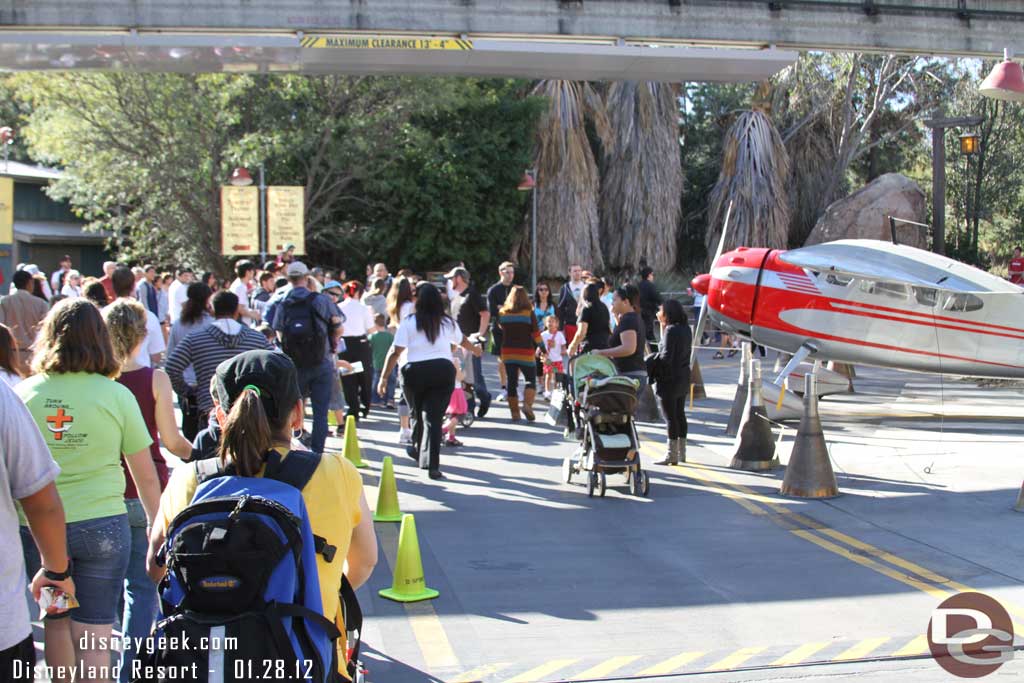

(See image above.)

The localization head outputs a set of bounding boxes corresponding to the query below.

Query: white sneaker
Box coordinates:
[495,390,508,402]
[398,428,413,445]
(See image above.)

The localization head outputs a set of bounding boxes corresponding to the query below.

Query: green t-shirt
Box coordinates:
[369,330,394,370]
[16,372,153,524]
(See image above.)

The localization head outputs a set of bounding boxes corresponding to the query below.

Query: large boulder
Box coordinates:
[804,173,928,248]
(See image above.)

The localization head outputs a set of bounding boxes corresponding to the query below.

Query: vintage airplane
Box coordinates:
[690,239,1024,382]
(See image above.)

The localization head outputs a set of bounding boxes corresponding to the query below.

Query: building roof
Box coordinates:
[14,220,110,245]
[0,160,63,183]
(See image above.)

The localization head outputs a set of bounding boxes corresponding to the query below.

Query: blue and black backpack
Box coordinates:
[135,450,359,682]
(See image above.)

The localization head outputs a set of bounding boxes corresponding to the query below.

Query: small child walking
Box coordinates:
[443,355,469,447]
[369,313,396,408]
[540,315,567,399]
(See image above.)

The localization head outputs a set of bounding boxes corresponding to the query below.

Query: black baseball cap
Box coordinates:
[215,351,301,425]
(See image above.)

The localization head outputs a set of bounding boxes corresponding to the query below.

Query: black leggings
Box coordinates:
[505,363,537,395]
[659,390,688,440]
[0,634,33,681]
[340,336,374,417]
[401,359,455,472]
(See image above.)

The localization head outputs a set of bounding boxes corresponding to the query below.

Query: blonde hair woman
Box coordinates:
[104,299,192,681]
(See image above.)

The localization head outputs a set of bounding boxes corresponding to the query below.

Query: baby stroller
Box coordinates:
[561,354,650,498]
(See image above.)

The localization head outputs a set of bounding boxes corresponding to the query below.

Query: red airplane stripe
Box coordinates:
[762,265,1024,334]
[757,284,1024,342]
[758,305,1024,370]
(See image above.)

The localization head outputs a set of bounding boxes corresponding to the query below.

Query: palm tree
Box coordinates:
[706,110,791,258]
[599,81,683,272]
[785,119,836,247]
[527,80,608,276]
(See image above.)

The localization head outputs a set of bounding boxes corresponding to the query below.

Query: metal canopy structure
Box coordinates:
[0,31,797,82]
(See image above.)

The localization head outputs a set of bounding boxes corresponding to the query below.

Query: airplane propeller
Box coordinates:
[691,200,732,367]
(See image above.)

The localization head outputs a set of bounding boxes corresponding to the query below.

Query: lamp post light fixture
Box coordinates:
[517,169,538,292]
[230,165,267,260]
[959,132,980,156]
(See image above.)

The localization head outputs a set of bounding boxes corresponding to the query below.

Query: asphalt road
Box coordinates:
[346,351,1024,683]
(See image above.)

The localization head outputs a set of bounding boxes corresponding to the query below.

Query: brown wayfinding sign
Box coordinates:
[220,185,259,255]
[300,35,473,50]
[266,186,305,255]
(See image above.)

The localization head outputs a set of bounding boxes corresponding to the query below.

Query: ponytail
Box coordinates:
[219,388,273,476]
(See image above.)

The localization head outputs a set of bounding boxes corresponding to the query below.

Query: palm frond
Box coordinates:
[706,110,791,259]
[599,81,684,272]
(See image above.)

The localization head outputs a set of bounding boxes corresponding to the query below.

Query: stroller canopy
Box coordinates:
[572,353,618,394]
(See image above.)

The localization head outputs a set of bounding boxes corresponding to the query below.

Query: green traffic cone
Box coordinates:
[378,514,439,603]
[342,415,368,469]
[373,456,403,522]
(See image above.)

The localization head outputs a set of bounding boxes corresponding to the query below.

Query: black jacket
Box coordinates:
[556,283,579,327]
[648,323,692,397]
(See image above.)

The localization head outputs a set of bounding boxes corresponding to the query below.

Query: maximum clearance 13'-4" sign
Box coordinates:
[300,35,474,50]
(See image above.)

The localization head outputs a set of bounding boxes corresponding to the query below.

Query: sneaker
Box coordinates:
[428,469,445,480]
[398,428,413,445]
[445,438,463,447]
[495,389,507,402]
[542,391,552,401]
[297,430,313,449]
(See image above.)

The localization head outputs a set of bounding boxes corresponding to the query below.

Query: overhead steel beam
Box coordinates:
[2,1,1023,58]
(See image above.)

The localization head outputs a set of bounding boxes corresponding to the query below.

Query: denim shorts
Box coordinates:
[21,513,131,625]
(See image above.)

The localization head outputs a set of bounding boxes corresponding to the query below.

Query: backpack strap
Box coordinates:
[340,574,363,672]
[263,449,339,563]
[194,457,233,484]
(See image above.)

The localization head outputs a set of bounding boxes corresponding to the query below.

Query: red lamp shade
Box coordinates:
[229,167,254,186]
[979,50,1024,102]
[517,171,536,191]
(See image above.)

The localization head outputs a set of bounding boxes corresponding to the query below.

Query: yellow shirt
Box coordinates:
[157,447,363,630]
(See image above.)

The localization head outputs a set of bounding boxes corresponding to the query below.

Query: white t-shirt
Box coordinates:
[541,330,567,363]
[103,301,166,367]
[167,279,190,324]
[0,380,60,650]
[60,283,81,298]
[339,298,376,337]
[230,278,249,303]
[394,315,462,364]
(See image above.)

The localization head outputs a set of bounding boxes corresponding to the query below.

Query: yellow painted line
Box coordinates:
[572,655,642,679]
[705,647,766,671]
[770,641,831,666]
[378,525,459,670]
[833,637,891,661]
[450,662,514,682]
[502,659,580,683]
[791,529,950,600]
[636,651,706,676]
[892,635,929,657]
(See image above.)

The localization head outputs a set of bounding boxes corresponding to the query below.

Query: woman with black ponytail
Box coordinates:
[146,350,378,673]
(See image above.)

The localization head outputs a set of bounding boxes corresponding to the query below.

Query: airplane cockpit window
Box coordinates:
[860,280,908,299]
[942,292,984,312]
[825,273,853,286]
[913,287,938,307]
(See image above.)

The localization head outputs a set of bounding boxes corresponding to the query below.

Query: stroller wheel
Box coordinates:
[587,471,597,497]
[562,457,573,484]
[598,471,607,498]
[642,470,650,496]
[459,413,475,428]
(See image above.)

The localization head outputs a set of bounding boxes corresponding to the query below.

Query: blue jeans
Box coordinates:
[21,514,130,625]
[372,367,397,406]
[119,498,157,682]
[296,357,334,454]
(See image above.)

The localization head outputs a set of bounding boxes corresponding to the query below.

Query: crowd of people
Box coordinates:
[0,248,691,681]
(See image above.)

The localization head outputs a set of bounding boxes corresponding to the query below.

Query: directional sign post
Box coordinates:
[220,185,260,256]
[266,186,305,256]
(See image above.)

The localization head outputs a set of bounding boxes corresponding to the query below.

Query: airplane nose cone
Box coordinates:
[692,273,711,296]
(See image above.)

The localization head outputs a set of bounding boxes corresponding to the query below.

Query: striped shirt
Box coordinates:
[165,320,273,414]
[498,309,541,367]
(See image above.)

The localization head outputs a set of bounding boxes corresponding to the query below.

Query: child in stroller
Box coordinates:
[561,354,650,497]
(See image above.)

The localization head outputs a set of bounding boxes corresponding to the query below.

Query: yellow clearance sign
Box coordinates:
[266,186,305,256]
[300,35,473,50]
[220,186,259,256]
[0,177,11,244]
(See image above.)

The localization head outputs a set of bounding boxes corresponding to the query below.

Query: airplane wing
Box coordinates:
[778,240,1018,294]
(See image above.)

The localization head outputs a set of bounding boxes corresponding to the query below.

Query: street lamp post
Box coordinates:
[230,164,267,262]
[923,115,983,256]
[960,132,980,260]
[517,169,538,292]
